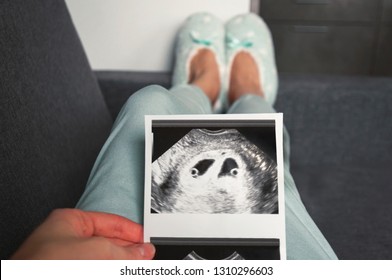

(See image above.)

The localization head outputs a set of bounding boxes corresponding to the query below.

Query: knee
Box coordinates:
[122,85,174,115]
[127,85,170,105]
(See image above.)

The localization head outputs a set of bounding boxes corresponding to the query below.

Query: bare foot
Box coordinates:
[189,48,220,104]
[228,51,263,104]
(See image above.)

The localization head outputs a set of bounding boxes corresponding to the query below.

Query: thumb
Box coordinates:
[122,243,156,260]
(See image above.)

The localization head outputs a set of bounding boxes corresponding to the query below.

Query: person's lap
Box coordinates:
[76,84,337,260]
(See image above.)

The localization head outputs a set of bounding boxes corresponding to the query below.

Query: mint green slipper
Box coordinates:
[172,12,226,113]
[225,13,278,105]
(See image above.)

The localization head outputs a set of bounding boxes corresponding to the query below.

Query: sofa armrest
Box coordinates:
[95,71,171,119]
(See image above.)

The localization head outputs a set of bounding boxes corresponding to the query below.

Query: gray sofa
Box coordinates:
[1,0,391,259]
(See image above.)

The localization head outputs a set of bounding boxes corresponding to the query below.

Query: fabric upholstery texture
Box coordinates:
[0,0,112,259]
[275,74,392,259]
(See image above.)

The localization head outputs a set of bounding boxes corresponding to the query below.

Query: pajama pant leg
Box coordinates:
[76,84,211,223]
[229,94,338,260]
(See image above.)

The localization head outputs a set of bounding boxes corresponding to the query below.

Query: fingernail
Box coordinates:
[137,243,155,258]
[135,244,146,257]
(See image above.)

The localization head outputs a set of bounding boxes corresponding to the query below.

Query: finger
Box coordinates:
[86,237,155,260]
[92,240,155,260]
[70,237,155,260]
[107,237,136,247]
[121,243,156,260]
[47,209,144,243]
[80,210,144,243]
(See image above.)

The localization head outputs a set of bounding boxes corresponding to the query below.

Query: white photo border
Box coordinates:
[144,113,286,259]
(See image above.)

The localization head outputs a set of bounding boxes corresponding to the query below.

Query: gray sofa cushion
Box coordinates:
[0,0,112,259]
[275,74,392,259]
[95,71,392,259]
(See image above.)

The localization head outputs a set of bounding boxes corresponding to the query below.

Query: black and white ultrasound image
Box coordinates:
[152,238,281,260]
[151,127,278,214]
[154,244,280,260]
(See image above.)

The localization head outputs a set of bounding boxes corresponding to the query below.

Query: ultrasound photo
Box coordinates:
[151,237,280,260]
[151,128,278,214]
[144,115,286,259]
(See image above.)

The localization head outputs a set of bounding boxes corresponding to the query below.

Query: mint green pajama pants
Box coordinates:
[76,84,337,260]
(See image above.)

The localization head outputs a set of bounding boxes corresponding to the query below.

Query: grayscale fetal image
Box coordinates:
[183,251,244,260]
[151,238,281,260]
[151,128,278,214]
